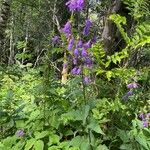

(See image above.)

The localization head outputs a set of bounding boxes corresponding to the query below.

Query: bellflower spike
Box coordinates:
[66,0,84,12]
[62,21,72,37]
[68,37,74,51]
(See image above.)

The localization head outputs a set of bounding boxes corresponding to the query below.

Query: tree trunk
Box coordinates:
[102,0,121,55]
[0,0,11,64]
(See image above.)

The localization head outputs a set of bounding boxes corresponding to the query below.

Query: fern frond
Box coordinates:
[109,14,130,44]
[123,0,150,20]
[131,22,150,48]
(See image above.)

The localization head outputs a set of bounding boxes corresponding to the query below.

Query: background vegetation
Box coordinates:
[0,0,150,150]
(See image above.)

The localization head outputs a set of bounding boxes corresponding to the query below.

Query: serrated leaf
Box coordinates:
[88,121,105,135]
[24,139,36,150]
[35,131,49,140]
[34,140,44,150]
[96,144,109,150]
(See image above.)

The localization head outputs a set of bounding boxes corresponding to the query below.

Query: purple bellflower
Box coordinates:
[63,63,68,69]
[62,21,72,37]
[84,40,92,49]
[84,57,93,68]
[81,48,88,57]
[127,83,138,89]
[71,66,81,75]
[84,76,91,84]
[122,90,133,101]
[143,120,149,128]
[16,129,25,137]
[73,58,77,65]
[52,36,60,44]
[66,0,85,12]
[83,19,92,36]
[74,49,79,57]
[139,112,149,128]
[91,36,97,44]
[139,113,145,120]
[76,40,83,48]
[68,37,74,51]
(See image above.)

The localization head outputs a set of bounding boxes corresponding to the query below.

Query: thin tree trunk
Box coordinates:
[0,0,12,63]
[8,16,14,65]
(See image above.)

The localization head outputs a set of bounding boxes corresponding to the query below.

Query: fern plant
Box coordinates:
[123,0,150,20]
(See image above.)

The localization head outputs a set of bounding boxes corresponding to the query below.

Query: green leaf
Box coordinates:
[25,139,36,150]
[35,131,49,140]
[135,135,149,150]
[87,121,105,135]
[3,136,17,148]
[34,140,44,150]
[120,144,132,150]
[12,141,25,150]
[48,134,60,146]
[48,146,60,150]
[80,140,90,150]
[82,105,90,125]
[70,136,82,147]
[96,145,109,150]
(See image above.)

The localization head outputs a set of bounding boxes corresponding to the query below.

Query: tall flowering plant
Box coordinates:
[52,0,96,85]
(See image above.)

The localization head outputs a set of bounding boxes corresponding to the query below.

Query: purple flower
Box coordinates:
[84,57,93,68]
[71,67,77,74]
[16,129,25,137]
[81,48,88,57]
[73,58,77,65]
[52,36,60,44]
[63,63,68,68]
[127,91,133,96]
[122,91,133,101]
[71,66,81,75]
[68,37,74,51]
[84,76,91,84]
[76,40,83,48]
[84,40,92,49]
[74,49,79,57]
[83,19,92,36]
[146,113,150,118]
[143,120,149,128]
[127,83,138,89]
[62,21,72,37]
[139,113,145,120]
[91,37,97,44]
[66,0,85,12]
[76,68,81,74]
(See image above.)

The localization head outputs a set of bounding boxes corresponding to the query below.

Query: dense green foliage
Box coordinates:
[0,0,150,150]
